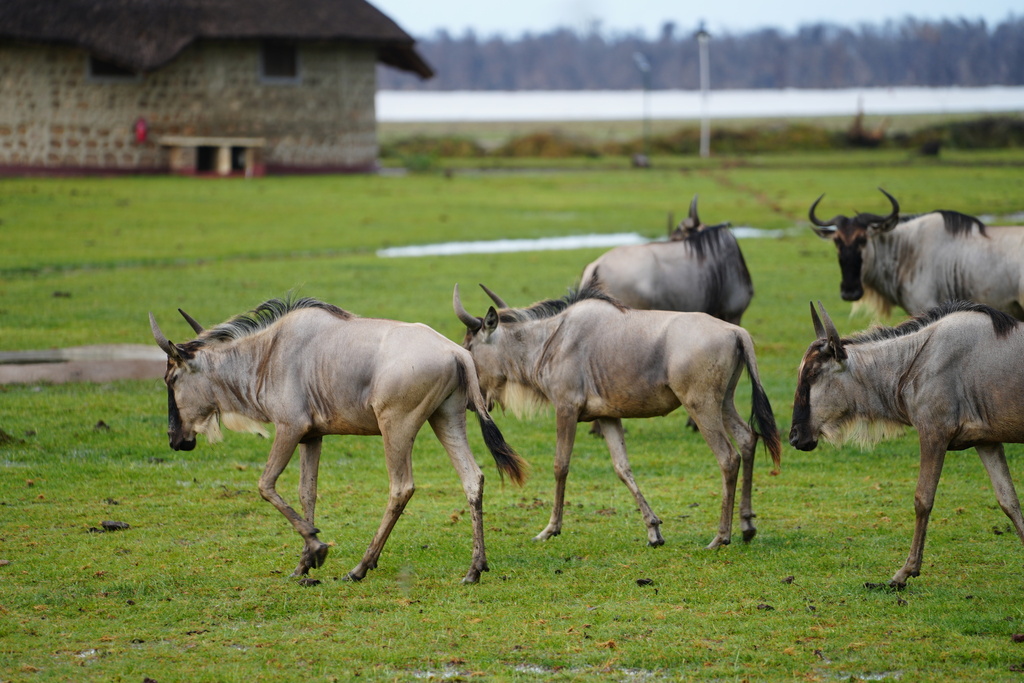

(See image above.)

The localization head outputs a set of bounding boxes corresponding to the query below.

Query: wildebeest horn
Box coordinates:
[479,283,509,309]
[178,308,204,334]
[808,194,842,230]
[809,301,826,339]
[680,194,701,230]
[150,312,181,360]
[815,301,847,361]
[453,284,482,331]
[862,187,900,231]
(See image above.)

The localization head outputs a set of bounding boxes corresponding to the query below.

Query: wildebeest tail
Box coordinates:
[456,357,530,486]
[738,334,782,472]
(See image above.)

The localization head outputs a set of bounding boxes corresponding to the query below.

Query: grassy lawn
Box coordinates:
[2,151,1024,681]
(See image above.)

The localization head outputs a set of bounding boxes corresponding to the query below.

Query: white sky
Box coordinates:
[371,0,1019,38]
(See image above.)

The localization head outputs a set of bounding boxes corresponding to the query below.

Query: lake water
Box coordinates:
[377,86,1024,122]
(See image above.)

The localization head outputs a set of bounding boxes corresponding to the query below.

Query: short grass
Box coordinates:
[2,151,1024,681]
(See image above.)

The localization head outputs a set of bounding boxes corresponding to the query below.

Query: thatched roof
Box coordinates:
[0,0,433,77]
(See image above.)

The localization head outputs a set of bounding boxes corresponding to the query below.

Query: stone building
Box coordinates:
[0,0,432,175]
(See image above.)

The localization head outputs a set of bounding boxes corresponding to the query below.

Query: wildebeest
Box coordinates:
[809,188,1024,319]
[453,282,782,548]
[790,300,1024,586]
[578,196,753,325]
[150,298,527,583]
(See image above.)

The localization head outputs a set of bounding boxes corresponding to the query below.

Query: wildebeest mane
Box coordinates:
[189,297,352,348]
[899,210,986,236]
[498,279,626,323]
[684,223,737,260]
[844,300,1017,347]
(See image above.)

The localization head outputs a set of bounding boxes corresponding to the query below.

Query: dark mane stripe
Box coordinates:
[498,279,626,323]
[190,297,351,348]
[845,300,1017,346]
[684,223,737,260]
[899,210,986,236]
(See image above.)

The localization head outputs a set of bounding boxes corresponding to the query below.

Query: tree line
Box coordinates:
[378,17,1024,90]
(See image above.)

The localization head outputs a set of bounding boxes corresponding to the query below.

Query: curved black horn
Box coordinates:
[879,187,899,218]
[178,308,204,334]
[809,301,826,340]
[479,283,509,309]
[816,301,847,361]
[854,188,901,227]
[679,194,701,230]
[150,313,180,359]
[808,194,842,229]
[453,284,482,331]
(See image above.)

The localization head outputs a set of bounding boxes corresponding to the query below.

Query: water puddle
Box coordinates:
[378,228,786,258]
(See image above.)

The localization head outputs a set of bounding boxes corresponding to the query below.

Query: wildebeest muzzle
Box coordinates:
[167,387,196,451]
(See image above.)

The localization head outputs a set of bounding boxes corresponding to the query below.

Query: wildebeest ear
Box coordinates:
[815,302,847,362]
[483,307,499,333]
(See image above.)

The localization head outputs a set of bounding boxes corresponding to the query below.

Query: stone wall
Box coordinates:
[0,40,380,174]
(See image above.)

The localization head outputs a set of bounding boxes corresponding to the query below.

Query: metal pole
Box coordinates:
[696,24,711,158]
[633,52,651,160]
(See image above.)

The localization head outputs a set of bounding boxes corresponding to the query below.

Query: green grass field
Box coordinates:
[2,150,1024,681]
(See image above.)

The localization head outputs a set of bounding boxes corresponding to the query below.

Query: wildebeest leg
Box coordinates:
[291,436,330,576]
[598,417,664,546]
[891,438,947,587]
[976,443,1024,543]
[256,428,324,577]
[723,405,758,542]
[535,407,578,541]
[690,409,740,550]
[429,403,488,584]
[346,423,418,581]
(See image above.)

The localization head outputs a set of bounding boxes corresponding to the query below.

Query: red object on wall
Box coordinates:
[134,117,148,143]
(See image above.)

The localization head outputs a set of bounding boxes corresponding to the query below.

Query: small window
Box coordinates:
[261,42,299,82]
[88,56,137,80]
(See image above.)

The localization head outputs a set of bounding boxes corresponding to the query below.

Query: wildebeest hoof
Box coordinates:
[533,529,561,541]
[742,528,757,542]
[705,537,731,549]
[343,571,365,582]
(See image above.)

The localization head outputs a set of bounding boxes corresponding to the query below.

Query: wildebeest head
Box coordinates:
[452,284,510,411]
[668,195,732,241]
[809,188,900,301]
[789,301,849,452]
[149,310,219,451]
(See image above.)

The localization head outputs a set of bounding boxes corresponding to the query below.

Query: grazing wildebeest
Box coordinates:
[790,300,1024,586]
[579,196,753,325]
[453,283,782,548]
[809,188,1024,319]
[150,298,527,583]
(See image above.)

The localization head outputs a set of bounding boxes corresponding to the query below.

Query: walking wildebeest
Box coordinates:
[150,298,528,583]
[579,196,753,324]
[790,300,1024,586]
[809,188,1024,319]
[453,282,782,548]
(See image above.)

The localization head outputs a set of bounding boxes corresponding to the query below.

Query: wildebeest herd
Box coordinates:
[151,191,1024,589]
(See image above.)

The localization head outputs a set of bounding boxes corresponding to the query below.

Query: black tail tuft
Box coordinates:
[477,414,529,486]
[750,380,782,472]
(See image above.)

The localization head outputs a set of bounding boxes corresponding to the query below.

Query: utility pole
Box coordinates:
[696,22,711,158]
[633,51,652,164]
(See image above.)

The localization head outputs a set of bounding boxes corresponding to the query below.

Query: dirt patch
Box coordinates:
[0,345,165,384]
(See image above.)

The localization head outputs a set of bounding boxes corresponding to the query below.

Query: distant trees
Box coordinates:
[379,17,1024,90]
